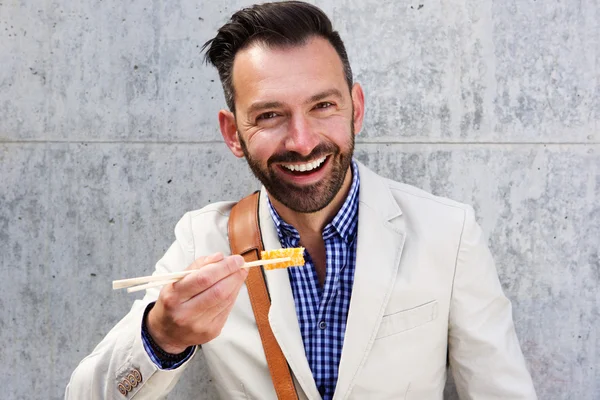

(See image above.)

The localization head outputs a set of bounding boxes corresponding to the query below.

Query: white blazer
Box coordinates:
[66,162,537,400]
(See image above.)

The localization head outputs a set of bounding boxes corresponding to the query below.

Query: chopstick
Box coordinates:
[113,257,291,293]
[126,278,180,293]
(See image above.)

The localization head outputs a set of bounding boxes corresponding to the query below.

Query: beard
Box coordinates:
[239,124,355,214]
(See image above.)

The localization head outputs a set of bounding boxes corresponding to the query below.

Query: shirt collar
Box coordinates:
[267,160,360,244]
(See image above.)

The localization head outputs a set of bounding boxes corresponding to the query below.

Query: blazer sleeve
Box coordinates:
[448,206,537,400]
[65,212,199,400]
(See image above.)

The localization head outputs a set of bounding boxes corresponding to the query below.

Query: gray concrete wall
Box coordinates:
[1,0,598,399]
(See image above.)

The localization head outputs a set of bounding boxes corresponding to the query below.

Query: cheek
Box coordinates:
[319,117,353,145]
[246,130,283,161]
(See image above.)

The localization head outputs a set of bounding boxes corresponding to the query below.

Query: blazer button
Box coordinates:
[128,373,138,388]
[132,368,142,383]
[122,379,132,392]
[118,383,127,396]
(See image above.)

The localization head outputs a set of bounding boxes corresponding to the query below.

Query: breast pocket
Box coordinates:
[376,300,438,339]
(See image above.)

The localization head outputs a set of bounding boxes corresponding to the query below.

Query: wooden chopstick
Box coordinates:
[113,270,194,290]
[127,278,179,293]
[113,257,291,292]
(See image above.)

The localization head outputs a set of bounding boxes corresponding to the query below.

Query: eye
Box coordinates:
[314,101,334,110]
[256,112,279,121]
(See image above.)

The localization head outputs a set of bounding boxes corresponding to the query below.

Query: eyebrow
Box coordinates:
[307,88,344,104]
[247,101,284,115]
[246,88,345,115]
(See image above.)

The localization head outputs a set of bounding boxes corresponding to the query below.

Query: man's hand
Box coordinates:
[146,252,248,353]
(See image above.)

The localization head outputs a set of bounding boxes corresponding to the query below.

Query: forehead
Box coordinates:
[231,37,349,108]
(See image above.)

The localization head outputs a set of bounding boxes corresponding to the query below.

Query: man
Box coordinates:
[66,2,537,399]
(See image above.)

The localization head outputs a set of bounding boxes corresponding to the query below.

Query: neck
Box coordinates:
[268,166,353,235]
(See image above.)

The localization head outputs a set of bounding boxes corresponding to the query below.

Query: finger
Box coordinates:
[157,252,225,303]
[174,254,245,301]
[192,288,241,343]
[212,293,237,324]
[207,298,238,339]
[157,252,233,311]
[182,268,247,317]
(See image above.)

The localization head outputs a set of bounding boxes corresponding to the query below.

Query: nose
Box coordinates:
[284,114,319,157]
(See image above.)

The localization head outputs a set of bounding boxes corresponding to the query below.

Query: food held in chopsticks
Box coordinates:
[261,247,305,270]
[112,247,306,293]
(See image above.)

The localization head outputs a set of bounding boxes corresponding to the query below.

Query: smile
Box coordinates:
[282,156,327,172]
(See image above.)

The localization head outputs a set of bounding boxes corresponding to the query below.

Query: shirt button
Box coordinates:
[318,321,327,330]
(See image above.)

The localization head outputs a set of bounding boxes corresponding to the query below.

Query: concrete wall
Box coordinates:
[1,0,598,399]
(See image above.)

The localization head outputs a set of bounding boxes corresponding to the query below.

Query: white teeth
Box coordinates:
[283,156,327,172]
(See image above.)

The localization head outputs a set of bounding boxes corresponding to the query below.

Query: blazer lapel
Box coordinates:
[258,188,321,400]
[333,162,406,400]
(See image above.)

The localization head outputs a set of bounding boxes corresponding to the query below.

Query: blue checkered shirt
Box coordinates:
[267,161,360,400]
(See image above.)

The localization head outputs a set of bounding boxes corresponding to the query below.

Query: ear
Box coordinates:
[351,83,365,136]
[218,109,244,158]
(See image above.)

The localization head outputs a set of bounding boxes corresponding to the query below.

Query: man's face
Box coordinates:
[222,37,364,213]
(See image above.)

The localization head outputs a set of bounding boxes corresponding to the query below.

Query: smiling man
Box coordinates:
[66,2,537,399]
[218,34,363,291]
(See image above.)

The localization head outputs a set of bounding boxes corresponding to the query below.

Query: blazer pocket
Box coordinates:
[376,300,438,339]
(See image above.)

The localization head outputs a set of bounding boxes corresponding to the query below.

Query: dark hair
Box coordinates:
[202,1,353,112]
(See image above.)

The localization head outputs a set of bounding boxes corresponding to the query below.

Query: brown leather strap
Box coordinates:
[228,191,298,400]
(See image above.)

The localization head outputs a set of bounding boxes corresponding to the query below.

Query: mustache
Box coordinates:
[268,143,339,164]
